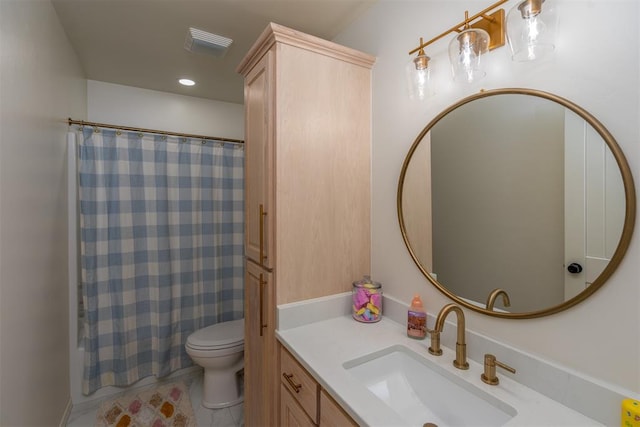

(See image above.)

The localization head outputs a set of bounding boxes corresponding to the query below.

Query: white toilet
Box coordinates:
[185,318,244,409]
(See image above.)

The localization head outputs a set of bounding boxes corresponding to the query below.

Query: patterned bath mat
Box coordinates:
[95,381,196,427]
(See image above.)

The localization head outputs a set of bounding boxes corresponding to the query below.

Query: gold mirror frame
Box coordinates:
[397,88,636,319]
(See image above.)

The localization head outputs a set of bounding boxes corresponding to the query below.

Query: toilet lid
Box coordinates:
[187,318,244,350]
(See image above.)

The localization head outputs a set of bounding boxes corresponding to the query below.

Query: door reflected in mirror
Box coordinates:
[398,89,635,318]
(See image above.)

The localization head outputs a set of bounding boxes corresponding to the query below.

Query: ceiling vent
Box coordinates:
[184,27,233,58]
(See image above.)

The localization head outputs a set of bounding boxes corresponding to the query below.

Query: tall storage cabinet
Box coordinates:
[237,23,375,426]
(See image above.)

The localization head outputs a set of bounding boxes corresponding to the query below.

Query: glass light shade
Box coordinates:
[406,52,431,100]
[506,0,557,62]
[448,28,490,83]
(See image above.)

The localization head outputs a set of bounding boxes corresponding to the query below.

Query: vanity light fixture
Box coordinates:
[506,0,557,61]
[407,0,557,99]
[405,38,431,100]
[407,0,508,96]
[448,12,491,84]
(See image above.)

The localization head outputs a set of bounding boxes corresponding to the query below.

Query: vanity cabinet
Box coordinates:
[280,347,319,426]
[319,390,358,427]
[280,346,357,427]
[281,383,316,427]
[238,23,374,426]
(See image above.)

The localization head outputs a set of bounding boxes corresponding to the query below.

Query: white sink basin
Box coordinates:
[343,345,517,427]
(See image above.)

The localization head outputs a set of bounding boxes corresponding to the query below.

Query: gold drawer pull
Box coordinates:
[282,372,302,393]
[259,274,267,337]
[259,204,267,265]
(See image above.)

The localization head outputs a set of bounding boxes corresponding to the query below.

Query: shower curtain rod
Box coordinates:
[67,118,244,144]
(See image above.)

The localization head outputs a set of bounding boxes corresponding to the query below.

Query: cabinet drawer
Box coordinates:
[280,348,319,423]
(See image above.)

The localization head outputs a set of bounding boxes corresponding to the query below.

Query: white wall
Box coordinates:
[87,80,244,140]
[335,0,640,393]
[0,0,87,424]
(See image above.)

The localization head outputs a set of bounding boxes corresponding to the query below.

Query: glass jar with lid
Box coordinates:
[352,275,382,323]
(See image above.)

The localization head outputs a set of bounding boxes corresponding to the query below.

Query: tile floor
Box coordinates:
[66,375,244,427]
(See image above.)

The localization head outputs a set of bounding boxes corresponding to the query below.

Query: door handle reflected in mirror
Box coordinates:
[567,263,583,274]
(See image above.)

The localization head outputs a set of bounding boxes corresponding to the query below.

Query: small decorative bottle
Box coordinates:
[407,294,427,339]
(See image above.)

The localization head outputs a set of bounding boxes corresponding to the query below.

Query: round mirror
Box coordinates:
[398,88,636,318]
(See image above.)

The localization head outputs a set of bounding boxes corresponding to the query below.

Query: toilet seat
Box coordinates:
[186,318,244,351]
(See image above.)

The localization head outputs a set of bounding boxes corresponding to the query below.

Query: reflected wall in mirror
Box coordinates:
[398,89,636,318]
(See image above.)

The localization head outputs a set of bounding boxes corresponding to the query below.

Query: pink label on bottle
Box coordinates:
[407,311,426,338]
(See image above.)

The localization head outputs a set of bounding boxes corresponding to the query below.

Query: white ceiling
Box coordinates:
[52,0,377,104]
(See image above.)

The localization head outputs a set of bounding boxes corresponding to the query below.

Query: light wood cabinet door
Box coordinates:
[238,23,374,306]
[280,384,316,427]
[244,260,274,426]
[243,50,274,270]
[319,390,358,427]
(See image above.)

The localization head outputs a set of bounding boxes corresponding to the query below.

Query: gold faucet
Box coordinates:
[486,288,511,311]
[428,303,468,370]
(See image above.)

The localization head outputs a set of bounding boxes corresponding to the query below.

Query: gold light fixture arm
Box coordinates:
[408,0,509,55]
[461,11,471,31]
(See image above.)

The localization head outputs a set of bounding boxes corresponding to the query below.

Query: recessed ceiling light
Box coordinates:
[179,78,195,86]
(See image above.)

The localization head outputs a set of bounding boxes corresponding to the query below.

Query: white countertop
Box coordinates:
[276,301,602,427]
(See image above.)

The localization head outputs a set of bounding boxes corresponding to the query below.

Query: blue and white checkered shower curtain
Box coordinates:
[76,127,244,395]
